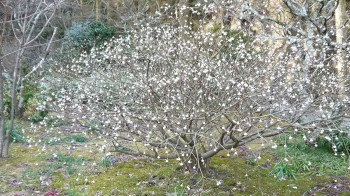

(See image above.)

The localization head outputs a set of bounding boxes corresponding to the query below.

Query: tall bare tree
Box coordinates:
[0,0,61,157]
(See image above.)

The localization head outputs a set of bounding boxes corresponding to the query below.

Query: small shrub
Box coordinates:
[64,21,118,51]
[29,110,49,123]
[4,124,24,143]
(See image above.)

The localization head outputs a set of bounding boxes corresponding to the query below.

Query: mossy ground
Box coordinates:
[1,126,350,195]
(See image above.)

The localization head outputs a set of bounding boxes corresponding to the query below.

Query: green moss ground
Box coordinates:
[1,129,350,195]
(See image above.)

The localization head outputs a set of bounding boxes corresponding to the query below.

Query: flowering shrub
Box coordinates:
[47,12,349,172]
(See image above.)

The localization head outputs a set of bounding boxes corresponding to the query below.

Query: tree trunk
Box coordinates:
[304,20,314,81]
[16,78,25,119]
[335,0,347,99]
[80,0,83,19]
[0,1,9,159]
[0,59,4,159]
[184,154,210,173]
[95,0,100,22]
[106,0,111,25]
[4,0,29,157]
[4,50,21,157]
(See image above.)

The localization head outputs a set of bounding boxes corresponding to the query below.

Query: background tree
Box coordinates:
[0,0,61,157]
[0,0,10,158]
[335,0,348,99]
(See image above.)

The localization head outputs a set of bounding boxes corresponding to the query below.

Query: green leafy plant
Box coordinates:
[29,110,49,123]
[68,135,88,143]
[45,117,70,127]
[167,185,186,196]
[64,21,118,51]
[65,166,77,175]
[4,124,25,143]
[321,133,350,153]
[273,133,350,177]
[270,161,296,180]
[292,159,310,173]
[100,156,112,168]
[55,154,85,166]
[245,157,257,166]
[42,134,88,146]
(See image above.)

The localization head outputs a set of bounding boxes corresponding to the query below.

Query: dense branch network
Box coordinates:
[5,1,341,172]
[46,15,349,170]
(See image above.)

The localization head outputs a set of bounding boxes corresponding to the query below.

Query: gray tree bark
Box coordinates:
[335,0,348,99]
[0,1,9,158]
[96,0,100,22]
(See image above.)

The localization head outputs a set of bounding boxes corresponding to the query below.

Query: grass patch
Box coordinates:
[0,144,46,193]
[42,134,88,145]
[67,135,88,143]
[55,154,86,166]
[273,133,350,178]
[270,161,297,179]
[100,156,113,168]
[45,117,70,127]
